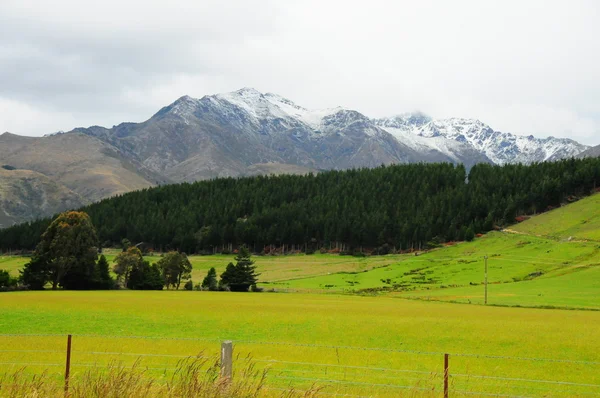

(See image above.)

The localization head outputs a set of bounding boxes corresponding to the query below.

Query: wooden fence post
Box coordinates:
[444,353,449,398]
[221,340,233,381]
[64,334,72,396]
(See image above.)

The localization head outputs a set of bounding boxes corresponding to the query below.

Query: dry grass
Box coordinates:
[0,357,322,398]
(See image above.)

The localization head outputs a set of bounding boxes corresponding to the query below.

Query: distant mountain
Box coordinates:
[0,167,85,228]
[0,132,165,226]
[73,88,487,183]
[578,144,600,159]
[0,88,590,225]
[374,116,589,165]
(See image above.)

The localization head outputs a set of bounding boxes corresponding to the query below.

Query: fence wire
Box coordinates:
[1,334,599,397]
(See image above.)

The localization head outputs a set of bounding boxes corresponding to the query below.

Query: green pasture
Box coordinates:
[1,291,600,397]
[510,193,600,241]
[0,255,28,275]
[275,233,600,300]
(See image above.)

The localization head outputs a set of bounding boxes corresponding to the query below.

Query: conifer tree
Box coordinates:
[201,267,218,291]
[95,254,114,289]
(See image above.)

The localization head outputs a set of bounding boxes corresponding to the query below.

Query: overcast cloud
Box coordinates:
[1,0,599,145]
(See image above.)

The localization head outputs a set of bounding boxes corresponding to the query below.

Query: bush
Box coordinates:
[184,280,193,291]
[0,269,18,290]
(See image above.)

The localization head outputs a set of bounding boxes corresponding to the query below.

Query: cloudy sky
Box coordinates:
[1,0,599,145]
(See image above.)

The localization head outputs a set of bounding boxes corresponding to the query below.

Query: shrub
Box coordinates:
[184,280,193,291]
[0,269,18,290]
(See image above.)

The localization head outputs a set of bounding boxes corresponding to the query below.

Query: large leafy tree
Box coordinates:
[20,211,99,290]
[113,246,143,287]
[157,251,192,290]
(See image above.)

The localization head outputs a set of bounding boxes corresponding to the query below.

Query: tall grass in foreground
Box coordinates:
[0,357,322,398]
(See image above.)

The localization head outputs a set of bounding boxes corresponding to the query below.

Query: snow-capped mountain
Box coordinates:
[4,87,591,225]
[74,88,587,183]
[374,115,589,165]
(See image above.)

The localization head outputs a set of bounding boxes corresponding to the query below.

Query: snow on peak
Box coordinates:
[159,88,588,165]
[375,112,432,129]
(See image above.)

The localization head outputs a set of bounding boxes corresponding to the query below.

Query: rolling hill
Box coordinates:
[268,193,600,309]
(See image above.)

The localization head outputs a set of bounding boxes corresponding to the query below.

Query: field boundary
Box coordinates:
[1,334,599,397]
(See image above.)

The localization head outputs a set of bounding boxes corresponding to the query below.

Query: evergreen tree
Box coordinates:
[3,159,600,254]
[20,256,50,290]
[465,227,475,242]
[95,255,114,289]
[220,247,259,292]
[201,267,218,291]
[219,263,236,291]
[128,260,164,290]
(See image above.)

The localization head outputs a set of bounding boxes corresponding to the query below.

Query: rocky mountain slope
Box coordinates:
[0,167,85,228]
[578,144,600,158]
[73,88,489,183]
[374,115,588,165]
[0,88,591,226]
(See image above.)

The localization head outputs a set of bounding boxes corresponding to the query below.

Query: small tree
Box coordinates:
[219,263,236,291]
[0,269,17,290]
[465,227,475,242]
[20,256,49,290]
[94,255,114,289]
[121,238,132,252]
[157,251,192,290]
[113,247,143,287]
[128,261,164,290]
[201,267,218,291]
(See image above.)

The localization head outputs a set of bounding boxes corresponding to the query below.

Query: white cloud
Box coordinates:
[0,0,599,145]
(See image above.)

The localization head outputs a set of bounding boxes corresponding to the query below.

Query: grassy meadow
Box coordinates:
[2,291,600,397]
[2,194,600,396]
[510,192,600,241]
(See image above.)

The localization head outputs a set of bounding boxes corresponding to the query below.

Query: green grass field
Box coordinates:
[2,194,600,396]
[1,291,600,397]
[510,192,600,241]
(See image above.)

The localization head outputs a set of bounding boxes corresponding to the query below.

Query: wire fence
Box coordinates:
[1,334,599,397]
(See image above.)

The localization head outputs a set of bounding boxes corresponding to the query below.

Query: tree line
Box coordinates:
[1,158,599,253]
[12,211,259,291]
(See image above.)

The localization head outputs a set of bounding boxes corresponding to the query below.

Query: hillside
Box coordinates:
[2,158,599,255]
[282,193,600,309]
[510,192,600,241]
[0,168,85,228]
[579,144,600,159]
[0,132,167,225]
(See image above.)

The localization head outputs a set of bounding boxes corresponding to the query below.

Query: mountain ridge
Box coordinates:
[0,88,591,226]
